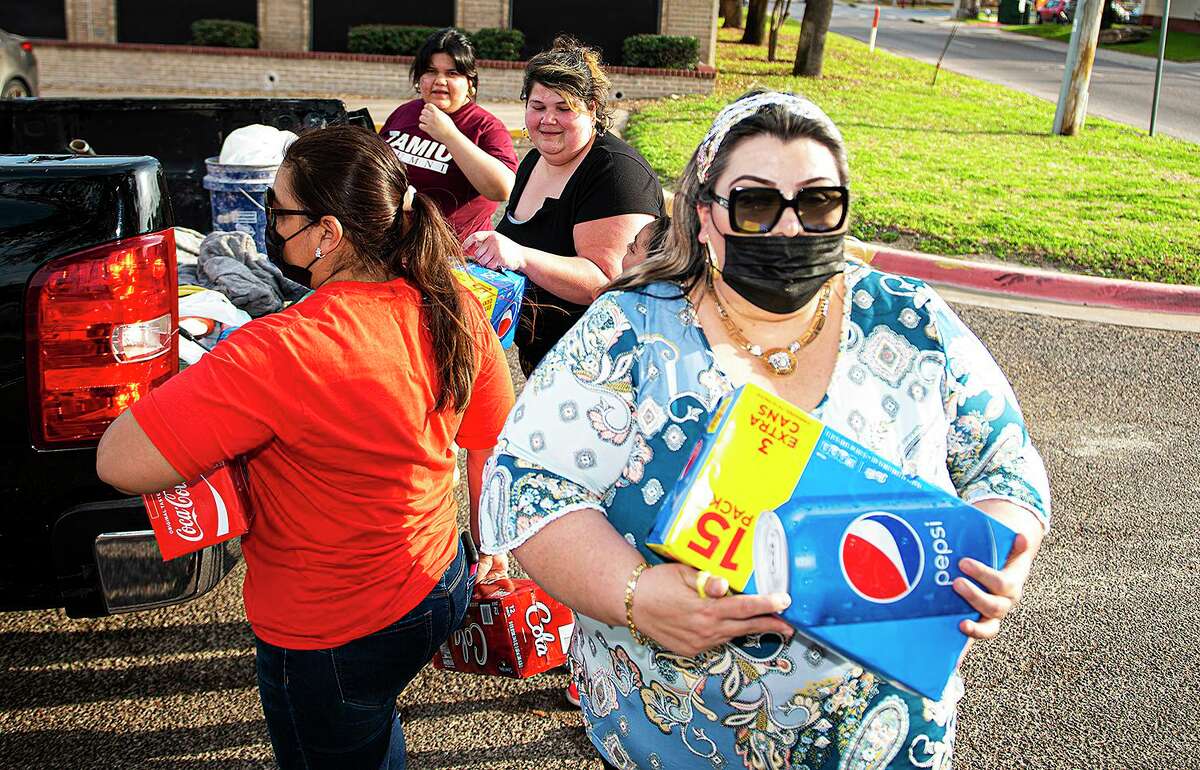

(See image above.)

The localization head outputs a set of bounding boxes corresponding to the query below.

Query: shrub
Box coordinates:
[470,28,524,61]
[347,25,440,56]
[622,34,699,69]
[191,19,258,49]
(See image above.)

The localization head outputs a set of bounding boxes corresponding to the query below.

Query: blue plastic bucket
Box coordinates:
[202,157,278,254]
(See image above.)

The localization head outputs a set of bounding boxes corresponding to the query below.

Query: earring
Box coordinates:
[314,247,323,260]
[520,126,530,140]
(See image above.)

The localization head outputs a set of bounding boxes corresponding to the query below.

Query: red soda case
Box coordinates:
[433,578,575,678]
[142,460,252,560]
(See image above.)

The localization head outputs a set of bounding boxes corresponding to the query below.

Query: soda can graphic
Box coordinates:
[749,509,789,596]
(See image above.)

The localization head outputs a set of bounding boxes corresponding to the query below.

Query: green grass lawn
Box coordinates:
[625,23,1200,285]
[1005,23,1200,61]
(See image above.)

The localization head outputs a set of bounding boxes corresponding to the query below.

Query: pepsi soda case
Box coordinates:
[646,383,1017,701]
[451,262,526,348]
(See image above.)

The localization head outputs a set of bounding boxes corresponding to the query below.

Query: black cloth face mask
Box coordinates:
[266,221,321,289]
[713,232,846,315]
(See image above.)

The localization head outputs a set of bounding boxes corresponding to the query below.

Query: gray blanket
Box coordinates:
[177,230,308,317]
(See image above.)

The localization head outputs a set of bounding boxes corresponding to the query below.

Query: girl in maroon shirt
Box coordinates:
[380,28,518,240]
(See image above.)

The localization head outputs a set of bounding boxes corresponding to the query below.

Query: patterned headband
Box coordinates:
[695,92,844,184]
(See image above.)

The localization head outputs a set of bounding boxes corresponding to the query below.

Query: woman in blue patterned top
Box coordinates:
[479,91,1050,770]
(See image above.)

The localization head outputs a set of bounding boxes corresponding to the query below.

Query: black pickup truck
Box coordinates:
[0,98,369,617]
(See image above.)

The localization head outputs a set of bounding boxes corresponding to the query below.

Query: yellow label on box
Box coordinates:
[648,384,824,590]
[452,268,498,317]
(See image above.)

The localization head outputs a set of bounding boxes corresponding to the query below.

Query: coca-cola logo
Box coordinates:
[525,601,557,659]
[162,484,204,542]
[453,622,488,667]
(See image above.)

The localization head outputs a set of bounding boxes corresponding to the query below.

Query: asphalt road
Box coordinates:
[812,3,1200,142]
[2,303,1198,769]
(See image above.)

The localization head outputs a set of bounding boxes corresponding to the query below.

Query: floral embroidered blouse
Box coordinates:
[479,259,1051,770]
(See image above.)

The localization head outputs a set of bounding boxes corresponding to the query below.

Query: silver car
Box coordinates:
[1,27,38,98]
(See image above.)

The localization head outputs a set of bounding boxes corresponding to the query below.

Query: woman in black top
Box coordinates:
[464,36,665,375]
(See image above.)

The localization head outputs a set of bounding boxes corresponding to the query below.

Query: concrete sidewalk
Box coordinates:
[350,99,630,138]
[863,244,1200,331]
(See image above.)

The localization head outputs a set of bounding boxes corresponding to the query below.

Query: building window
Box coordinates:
[510,0,660,63]
[311,0,454,52]
[1,0,67,39]
[116,0,257,45]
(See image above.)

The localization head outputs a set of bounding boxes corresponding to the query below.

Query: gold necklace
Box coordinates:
[708,270,836,377]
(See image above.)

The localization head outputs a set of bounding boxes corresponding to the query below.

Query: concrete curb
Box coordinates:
[863,245,1200,316]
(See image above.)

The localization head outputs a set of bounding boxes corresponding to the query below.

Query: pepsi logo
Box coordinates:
[496,306,515,338]
[839,512,924,603]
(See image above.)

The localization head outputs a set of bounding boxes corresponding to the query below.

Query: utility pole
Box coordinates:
[1053,0,1106,135]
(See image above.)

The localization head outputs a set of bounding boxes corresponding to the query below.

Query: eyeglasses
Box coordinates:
[266,187,318,233]
[705,185,849,235]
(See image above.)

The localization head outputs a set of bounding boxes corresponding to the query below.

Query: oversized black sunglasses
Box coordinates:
[266,187,318,233]
[705,185,850,235]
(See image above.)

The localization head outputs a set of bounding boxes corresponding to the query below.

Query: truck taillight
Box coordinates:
[20,41,33,53]
[26,231,178,449]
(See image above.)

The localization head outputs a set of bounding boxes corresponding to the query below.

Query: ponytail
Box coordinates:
[387,191,477,413]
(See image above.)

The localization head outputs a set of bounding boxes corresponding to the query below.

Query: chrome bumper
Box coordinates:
[93,530,241,614]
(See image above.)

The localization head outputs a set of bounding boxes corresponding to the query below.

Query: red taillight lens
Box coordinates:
[20,41,33,52]
[26,230,178,449]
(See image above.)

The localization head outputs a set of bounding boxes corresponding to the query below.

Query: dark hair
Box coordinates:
[282,125,477,412]
[608,89,850,298]
[520,35,613,133]
[637,216,672,256]
[410,27,479,100]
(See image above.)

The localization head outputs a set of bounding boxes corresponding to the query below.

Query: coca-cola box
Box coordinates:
[142,461,252,560]
[433,578,575,678]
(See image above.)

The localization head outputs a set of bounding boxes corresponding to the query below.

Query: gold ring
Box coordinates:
[695,570,712,599]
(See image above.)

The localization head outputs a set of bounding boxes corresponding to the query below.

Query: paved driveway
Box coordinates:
[2,303,1197,769]
[813,3,1200,142]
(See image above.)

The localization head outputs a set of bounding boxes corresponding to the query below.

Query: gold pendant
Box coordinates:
[762,347,797,376]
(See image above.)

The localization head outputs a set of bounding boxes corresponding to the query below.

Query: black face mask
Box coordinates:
[266,221,321,289]
[714,232,846,315]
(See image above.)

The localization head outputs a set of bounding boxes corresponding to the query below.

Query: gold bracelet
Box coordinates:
[624,562,652,647]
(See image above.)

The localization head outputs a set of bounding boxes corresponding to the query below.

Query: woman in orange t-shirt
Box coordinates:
[97,125,514,769]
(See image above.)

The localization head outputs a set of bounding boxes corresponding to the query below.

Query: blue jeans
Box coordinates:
[255,541,472,769]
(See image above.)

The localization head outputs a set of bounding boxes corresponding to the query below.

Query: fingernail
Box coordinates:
[773,593,791,609]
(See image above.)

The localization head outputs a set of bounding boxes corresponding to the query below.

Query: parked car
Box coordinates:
[1,27,37,98]
[1037,0,1074,23]
[0,98,370,617]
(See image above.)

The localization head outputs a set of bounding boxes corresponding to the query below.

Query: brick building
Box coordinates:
[9,0,718,66]
[1140,0,1200,33]
[5,0,717,100]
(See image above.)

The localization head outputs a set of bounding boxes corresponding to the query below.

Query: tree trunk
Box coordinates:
[793,0,834,76]
[955,0,980,20]
[768,0,793,61]
[1100,0,1117,29]
[742,0,770,44]
[722,0,745,27]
